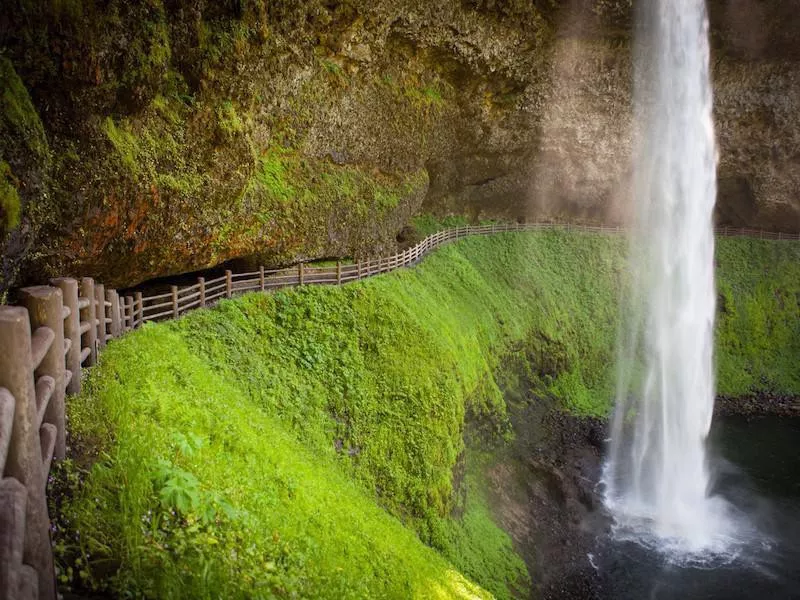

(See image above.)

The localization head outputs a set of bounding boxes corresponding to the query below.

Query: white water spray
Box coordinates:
[604,0,732,554]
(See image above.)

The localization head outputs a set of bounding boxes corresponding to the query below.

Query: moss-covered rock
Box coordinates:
[0,0,798,292]
[0,55,52,296]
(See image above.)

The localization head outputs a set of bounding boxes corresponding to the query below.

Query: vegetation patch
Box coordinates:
[715,238,800,395]
[54,231,799,598]
[103,117,143,176]
[215,100,245,140]
[412,214,474,237]
[219,145,428,261]
[0,160,21,232]
[431,452,530,599]
[0,56,49,159]
[56,326,492,599]
[0,54,53,295]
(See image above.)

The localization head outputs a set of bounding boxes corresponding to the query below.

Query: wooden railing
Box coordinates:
[125,223,799,324]
[0,275,144,600]
[0,220,797,598]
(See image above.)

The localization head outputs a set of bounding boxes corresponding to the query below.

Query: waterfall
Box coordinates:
[604,0,731,553]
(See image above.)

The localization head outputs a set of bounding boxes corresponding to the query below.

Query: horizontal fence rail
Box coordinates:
[121,223,800,325]
[0,220,797,598]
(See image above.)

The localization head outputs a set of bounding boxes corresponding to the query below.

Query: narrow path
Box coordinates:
[126,222,799,329]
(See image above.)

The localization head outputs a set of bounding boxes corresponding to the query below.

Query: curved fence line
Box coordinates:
[130,222,800,327]
[0,221,797,598]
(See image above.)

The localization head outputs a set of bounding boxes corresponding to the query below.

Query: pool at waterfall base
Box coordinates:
[590,415,800,600]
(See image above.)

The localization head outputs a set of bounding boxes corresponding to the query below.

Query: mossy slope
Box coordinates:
[61,325,492,599]
[56,231,799,598]
[0,56,52,297]
[716,238,800,395]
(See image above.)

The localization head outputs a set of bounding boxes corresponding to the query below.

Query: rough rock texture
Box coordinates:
[1,0,799,292]
[485,395,607,600]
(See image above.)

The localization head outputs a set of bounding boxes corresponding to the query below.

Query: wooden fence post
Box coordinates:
[225,270,232,298]
[171,286,179,319]
[199,278,206,307]
[125,296,134,331]
[107,289,120,340]
[79,277,98,367]
[117,297,124,331]
[336,261,342,285]
[124,295,131,330]
[51,277,81,395]
[259,267,265,291]
[120,296,127,331]
[0,476,30,599]
[357,261,362,280]
[94,283,106,350]
[298,263,304,285]
[0,306,57,599]
[18,286,66,462]
[135,292,143,326]
[112,292,122,334]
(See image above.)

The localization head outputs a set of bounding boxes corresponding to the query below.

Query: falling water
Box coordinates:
[604,0,731,554]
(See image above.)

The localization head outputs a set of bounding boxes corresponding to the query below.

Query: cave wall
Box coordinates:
[1,0,798,293]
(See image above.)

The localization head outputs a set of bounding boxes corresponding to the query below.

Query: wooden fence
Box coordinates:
[130,222,800,325]
[0,221,797,598]
[0,276,142,599]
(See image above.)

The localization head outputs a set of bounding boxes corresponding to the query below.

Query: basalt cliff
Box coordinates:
[1,0,798,292]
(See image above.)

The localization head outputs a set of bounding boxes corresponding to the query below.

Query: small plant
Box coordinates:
[321,58,343,76]
[103,117,142,176]
[216,100,245,140]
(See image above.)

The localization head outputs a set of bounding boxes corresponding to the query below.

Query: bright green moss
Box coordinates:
[215,145,427,256]
[120,5,171,91]
[379,71,451,113]
[715,238,800,395]
[60,326,492,599]
[0,56,49,159]
[102,103,206,199]
[245,146,425,215]
[103,116,142,176]
[0,160,21,231]
[250,147,294,203]
[152,94,184,127]
[216,100,245,139]
[431,453,530,600]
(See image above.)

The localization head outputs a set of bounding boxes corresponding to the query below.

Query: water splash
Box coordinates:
[604,0,733,555]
